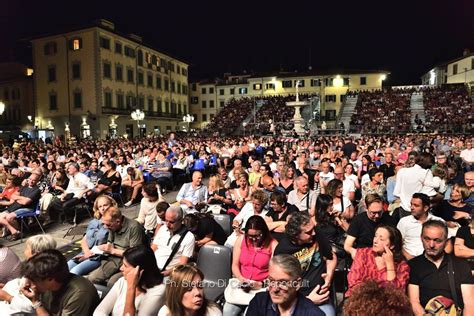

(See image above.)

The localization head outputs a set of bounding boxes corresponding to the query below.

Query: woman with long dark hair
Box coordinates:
[223,215,278,315]
[346,225,410,297]
[94,245,165,316]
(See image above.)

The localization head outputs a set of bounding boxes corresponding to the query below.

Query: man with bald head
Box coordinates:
[287,176,317,216]
[176,171,208,214]
[152,205,195,276]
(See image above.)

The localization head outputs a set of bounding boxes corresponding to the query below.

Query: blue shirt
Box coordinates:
[85,218,109,248]
[247,292,325,316]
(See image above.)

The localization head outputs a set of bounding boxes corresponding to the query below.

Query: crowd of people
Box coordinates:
[423,84,474,133]
[0,132,472,315]
[349,88,413,133]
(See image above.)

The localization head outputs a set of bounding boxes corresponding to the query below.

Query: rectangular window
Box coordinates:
[202,114,207,121]
[117,94,124,109]
[157,99,162,112]
[191,97,198,104]
[219,89,224,95]
[192,83,197,91]
[73,92,82,108]
[171,81,175,92]
[126,96,135,108]
[48,66,56,82]
[230,88,235,94]
[325,78,334,86]
[325,95,336,102]
[209,87,214,94]
[44,42,57,55]
[343,77,350,86]
[103,63,112,79]
[164,79,169,91]
[147,98,154,112]
[340,94,346,102]
[147,74,153,87]
[325,110,336,120]
[202,100,207,108]
[220,101,225,107]
[69,38,82,51]
[49,94,57,110]
[138,72,144,85]
[124,46,135,58]
[201,87,206,94]
[156,76,162,89]
[138,97,144,108]
[453,64,458,75]
[182,85,187,94]
[100,37,110,50]
[210,114,215,120]
[265,83,275,90]
[209,100,215,108]
[72,63,81,79]
[116,66,123,81]
[311,79,321,87]
[360,77,367,85]
[115,42,122,54]
[294,80,305,87]
[472,58,474,70]
[177,83,181,94]
[165,102,170,113]
[127,69,134,83]
[104,91,112,107]
[282,80,292,88]
[239,88,248,94]
[253,83,262,90]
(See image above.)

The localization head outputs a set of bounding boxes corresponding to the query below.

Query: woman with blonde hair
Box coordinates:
[207,175,232,211]
[158,264,222,316]
[67,194,117,275]
[231,173,252,203]
[278,165,295,194]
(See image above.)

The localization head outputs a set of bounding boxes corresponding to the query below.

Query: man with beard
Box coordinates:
[408,220,474,315]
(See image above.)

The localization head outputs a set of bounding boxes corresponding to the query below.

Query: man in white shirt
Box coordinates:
[176,171,208,214]
[460,141,474,171]
[333,166,356,202]
[397,193,446,260]
[393,152,431,216]
[152,206,195,276]
[349,151,362,173]
[287,176,317,216]
[319,162,334,188]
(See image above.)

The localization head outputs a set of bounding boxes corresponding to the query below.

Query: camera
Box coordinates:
[240,282,251,293]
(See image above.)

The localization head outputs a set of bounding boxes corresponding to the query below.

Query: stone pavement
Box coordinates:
[5,189,180,260]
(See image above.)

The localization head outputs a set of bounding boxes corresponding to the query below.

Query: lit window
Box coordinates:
[73,39,80,50]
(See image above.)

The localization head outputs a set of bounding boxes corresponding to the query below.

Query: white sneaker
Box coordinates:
[124,201,132,207]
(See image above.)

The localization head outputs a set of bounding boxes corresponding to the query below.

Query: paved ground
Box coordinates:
[5,190,180,260]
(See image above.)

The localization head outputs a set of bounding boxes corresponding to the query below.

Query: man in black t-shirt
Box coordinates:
[0,172,41,241]
[408,220,474,315]
[274,211,337,315]
[344,193,396,259]
[265,191,298,241]
[184,213,227,246]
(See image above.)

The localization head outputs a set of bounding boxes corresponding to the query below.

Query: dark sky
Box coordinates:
[2,0,473,85]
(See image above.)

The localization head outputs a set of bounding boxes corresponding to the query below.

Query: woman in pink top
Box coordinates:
[223,215,278,316]
[346,225,410,297]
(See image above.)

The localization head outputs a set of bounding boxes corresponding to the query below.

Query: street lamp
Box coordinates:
[131,109,145,138]
[0,101,5,115]
[182,114,194,132]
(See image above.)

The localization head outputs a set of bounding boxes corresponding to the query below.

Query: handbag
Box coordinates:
[423,256,462,316]
[224,278,266,305]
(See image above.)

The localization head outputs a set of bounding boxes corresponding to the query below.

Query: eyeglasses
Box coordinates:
[367,210,383,217]
[246,232,263,240]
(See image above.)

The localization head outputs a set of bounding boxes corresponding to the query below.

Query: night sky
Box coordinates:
[2,0,473,85]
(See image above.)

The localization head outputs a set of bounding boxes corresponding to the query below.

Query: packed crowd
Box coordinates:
[423,84,474,133]
[205,98,254,134]
[350,89,413,133]
[0,132,473,315]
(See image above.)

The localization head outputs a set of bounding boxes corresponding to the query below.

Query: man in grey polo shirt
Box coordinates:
[88,206,144,285]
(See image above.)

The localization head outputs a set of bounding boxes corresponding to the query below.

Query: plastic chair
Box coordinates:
[17,203,45,242]
[142,170,151,183]
[191,159,206,172]
[197,245,232,301]
[213,214,231,237]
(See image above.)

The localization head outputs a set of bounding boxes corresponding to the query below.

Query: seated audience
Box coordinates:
[265,191,298,241]
[408,220,474,315]
[184,212,227,247]
[67,195,115,275]
[122,166,144,207]
[247,254,325,315]
[177,171,208,214]
[224,215,278,315]
[136,183,162,239]
[93,245,165,316]
[20,249,100,315]
[158,264,222,316]
[346,225,410,296]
